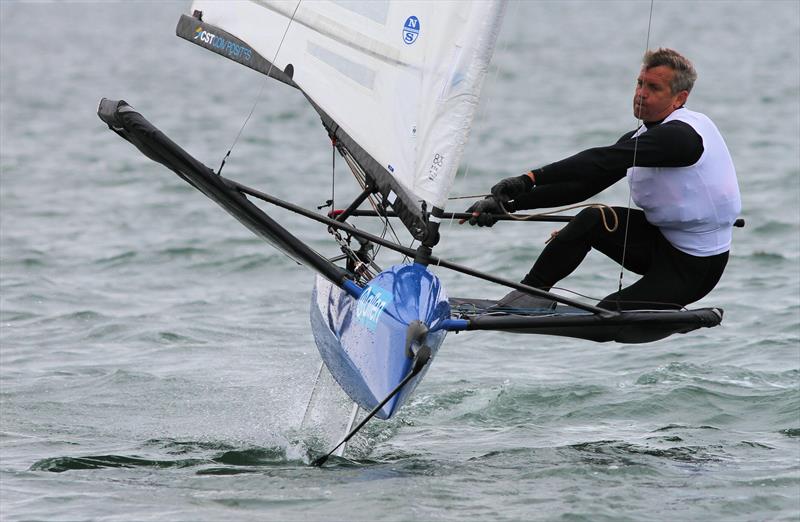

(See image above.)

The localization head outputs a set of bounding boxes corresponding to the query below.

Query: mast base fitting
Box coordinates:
[413,245,433,266]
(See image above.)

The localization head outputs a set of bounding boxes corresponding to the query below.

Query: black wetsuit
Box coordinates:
[509,119,729,311]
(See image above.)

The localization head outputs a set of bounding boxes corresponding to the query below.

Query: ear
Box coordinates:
[673,90,689,108]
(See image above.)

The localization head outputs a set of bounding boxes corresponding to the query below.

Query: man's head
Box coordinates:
[634,48,697,123]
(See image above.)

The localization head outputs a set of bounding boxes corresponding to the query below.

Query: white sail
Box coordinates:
[189,0,506,211]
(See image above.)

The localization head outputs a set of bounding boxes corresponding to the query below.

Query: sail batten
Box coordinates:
[184,0,507,233]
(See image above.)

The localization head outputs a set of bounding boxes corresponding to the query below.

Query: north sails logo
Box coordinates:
[355,285,393,332]
[403,16,420,45]
[193,26,253,61]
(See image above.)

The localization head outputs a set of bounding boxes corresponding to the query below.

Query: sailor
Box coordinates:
[463,48,741,311]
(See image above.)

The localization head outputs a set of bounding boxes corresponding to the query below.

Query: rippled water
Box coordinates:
[2,1,799,521]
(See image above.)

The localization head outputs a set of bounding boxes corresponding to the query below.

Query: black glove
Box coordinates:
[463,197,510,227]
[490,174,534,203]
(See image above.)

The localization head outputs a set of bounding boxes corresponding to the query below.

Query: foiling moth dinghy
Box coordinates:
[98,1,730,465]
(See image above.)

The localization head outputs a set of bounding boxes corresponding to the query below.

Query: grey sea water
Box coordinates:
[1,1,798,521]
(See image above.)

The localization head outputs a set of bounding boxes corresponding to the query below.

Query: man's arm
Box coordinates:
[533,120,704,186]
[510,175,620,210]
[476,120,704,214]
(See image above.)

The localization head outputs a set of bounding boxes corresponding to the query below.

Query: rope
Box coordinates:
[452,193,618,233]
[499,201,619,233]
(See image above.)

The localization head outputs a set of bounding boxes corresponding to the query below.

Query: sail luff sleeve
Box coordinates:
[97,98,350,289]
[175,14,297,88]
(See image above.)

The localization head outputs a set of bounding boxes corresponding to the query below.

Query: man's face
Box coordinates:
[633,65,689,123]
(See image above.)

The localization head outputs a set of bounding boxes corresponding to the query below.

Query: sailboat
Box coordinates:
[98,1,727,464]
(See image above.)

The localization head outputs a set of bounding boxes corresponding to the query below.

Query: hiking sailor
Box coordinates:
[464,48,742,311]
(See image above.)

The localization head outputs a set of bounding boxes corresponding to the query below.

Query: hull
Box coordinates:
[310,264,449,419]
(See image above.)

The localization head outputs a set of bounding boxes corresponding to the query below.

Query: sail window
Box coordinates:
[307,42,376,90]
[331,0,389,25]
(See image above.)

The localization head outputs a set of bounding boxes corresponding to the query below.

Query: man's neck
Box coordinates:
[644,106,685,128]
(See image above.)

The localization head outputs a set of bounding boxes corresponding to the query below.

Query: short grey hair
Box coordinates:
[643,48,697,94]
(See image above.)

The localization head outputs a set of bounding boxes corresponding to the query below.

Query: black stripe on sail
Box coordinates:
[304,96,429,242]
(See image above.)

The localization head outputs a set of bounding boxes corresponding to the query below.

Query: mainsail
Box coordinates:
[97,1,730,463]
[180,0,507,240]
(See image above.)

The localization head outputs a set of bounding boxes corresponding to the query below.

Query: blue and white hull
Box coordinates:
[310,264,450,419]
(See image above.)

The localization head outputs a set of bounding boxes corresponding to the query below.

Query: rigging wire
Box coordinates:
[338,151,412,265]
[542,285,687,311]
[330,139,335,220]
[441,1,666,308]
[215,0,303,175]
[618,0,656,293]
[337,150,411,271]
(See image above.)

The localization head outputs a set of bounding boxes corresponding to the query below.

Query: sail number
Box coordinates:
[428,153,445,181]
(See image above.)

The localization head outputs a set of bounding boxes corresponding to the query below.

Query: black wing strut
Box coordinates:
[97,98,354,292]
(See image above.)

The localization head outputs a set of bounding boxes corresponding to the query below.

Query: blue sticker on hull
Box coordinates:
[355,284,393,332]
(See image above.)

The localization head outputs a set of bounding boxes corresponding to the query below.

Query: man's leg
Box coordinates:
[522,207,655,289]
[598,238,730,311]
